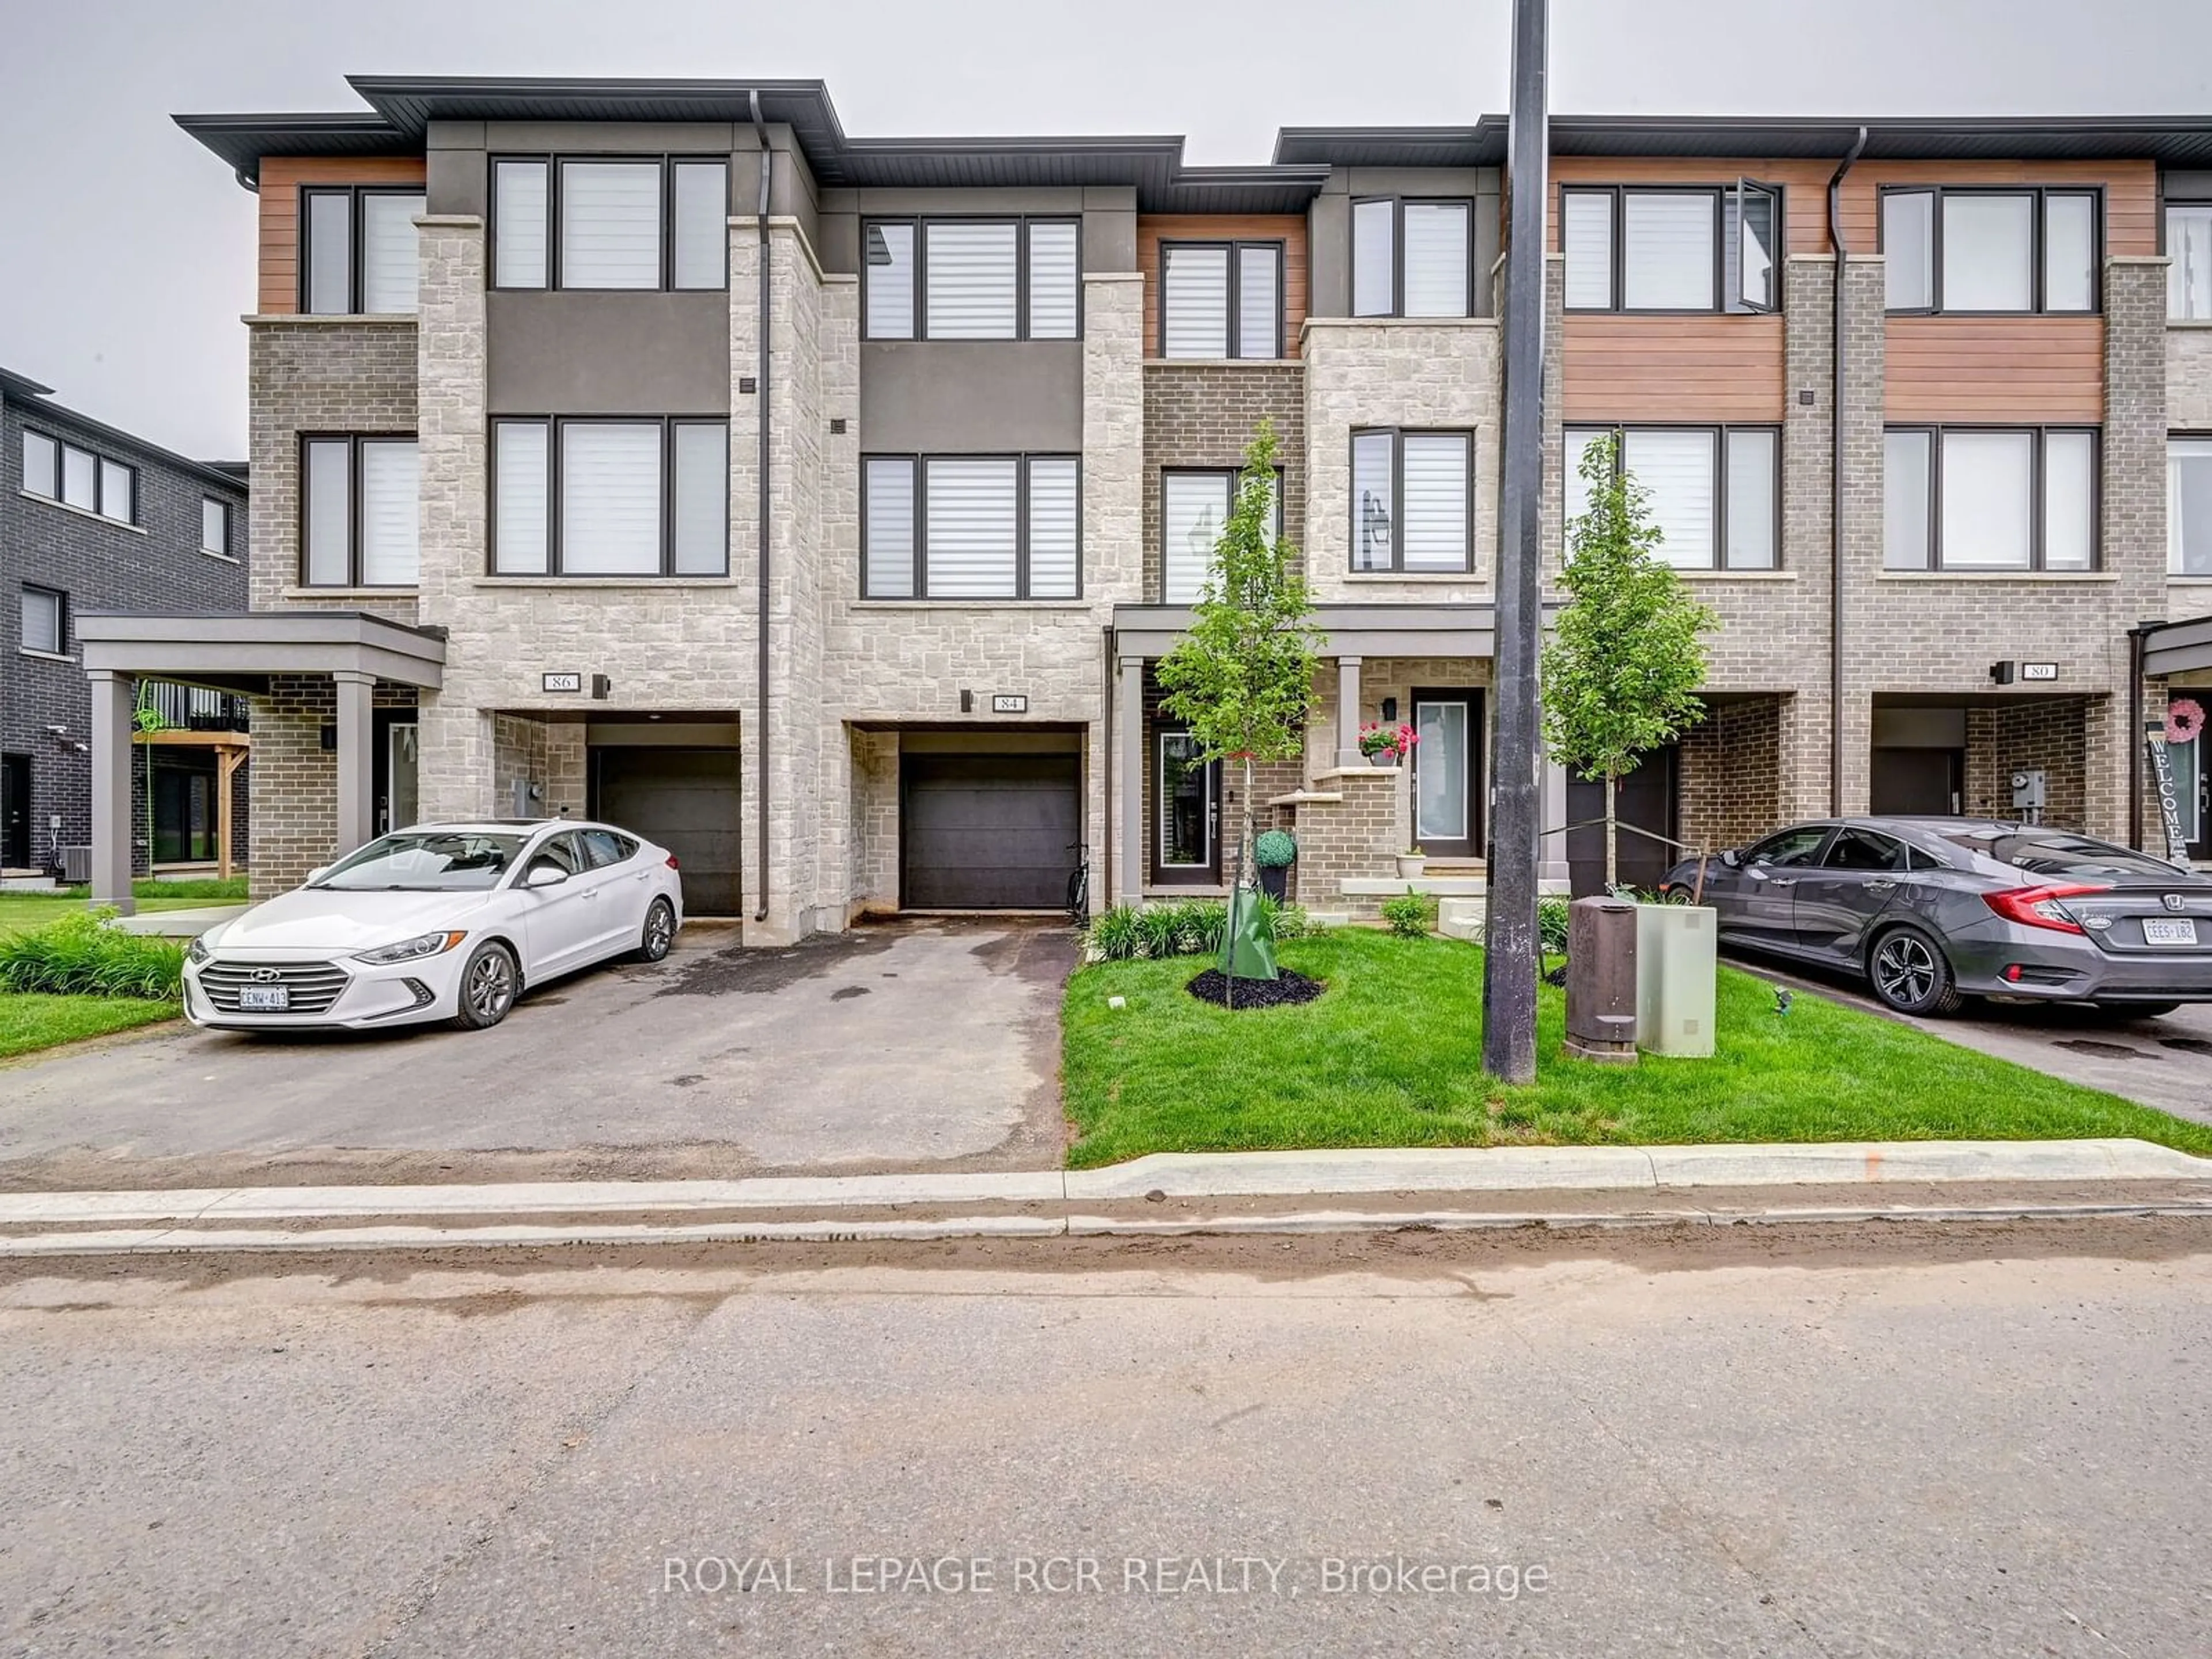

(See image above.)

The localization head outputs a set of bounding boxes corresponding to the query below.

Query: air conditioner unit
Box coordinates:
[60,846,92,885]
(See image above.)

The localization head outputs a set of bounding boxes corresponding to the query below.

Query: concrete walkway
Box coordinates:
[109,904,247,936]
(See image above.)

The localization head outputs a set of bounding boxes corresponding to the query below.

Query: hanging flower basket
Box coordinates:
[2168,699,2207,745]
[1358,722,1419,765]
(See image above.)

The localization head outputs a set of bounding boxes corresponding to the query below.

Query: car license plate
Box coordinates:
[237,986,290,1011]
[2143,918,2199,948]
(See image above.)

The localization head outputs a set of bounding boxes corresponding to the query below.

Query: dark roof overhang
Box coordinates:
[0,366,247,493]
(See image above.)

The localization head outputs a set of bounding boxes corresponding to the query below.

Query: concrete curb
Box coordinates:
[3,1138,2205,1232]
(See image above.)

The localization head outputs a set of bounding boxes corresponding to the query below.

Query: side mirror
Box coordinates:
[525,863,568,889]
[1720,849,1740,869]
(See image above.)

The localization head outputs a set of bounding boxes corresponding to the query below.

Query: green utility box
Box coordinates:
[1635,904,1717,1058]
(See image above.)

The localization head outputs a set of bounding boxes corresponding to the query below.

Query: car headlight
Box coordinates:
[353,930,468,967]
[187,933,213,964]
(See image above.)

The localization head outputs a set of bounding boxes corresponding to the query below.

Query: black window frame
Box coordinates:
[298,183,429,315]
[22,427,135,523]
[200,496,234,559]
[858,215,1085,342]
[1348,427,1476,574]
[1156,238,1286,359]
[1820,827,1908,872]
[1882,423,2103,573]
[859,452,1085,600]
[1565,422,1785,570]
[1350,196,1478,320]
[1560,182,1786,316]
[1878,184,2104,317]
[1158,464,1286,603]
[298,431,421,589]
[487,415,731,578]
[18,584,67,656]
[487,154,732,294]
[2166,198,2212,321]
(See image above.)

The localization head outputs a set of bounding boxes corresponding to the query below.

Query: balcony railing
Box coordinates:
[140,681,250,733]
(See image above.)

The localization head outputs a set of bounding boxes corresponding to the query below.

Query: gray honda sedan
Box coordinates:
[1658,819,2212,1017]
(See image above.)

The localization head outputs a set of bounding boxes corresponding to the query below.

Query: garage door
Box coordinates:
[593,748,742,915]
[903,753,1081,910]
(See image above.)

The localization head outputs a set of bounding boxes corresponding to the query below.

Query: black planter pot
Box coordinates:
[1259,863,1289,901]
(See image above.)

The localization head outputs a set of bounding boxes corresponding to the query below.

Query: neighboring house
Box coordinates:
[1,368,250,880]
[72,78,2212,929]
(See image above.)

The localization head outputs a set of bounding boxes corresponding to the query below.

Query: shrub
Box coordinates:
[1253,830,1297,869]
[1379,892,1434,938]
[1086,904,1145,961]
[1136,904,1187,960]
[1537,895,1571,956]
[0,912,185,1000]
[1174,900,1229,956]
[1272,903,1312,940]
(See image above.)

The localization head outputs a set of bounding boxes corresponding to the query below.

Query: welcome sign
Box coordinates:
[2147,721,2191,862]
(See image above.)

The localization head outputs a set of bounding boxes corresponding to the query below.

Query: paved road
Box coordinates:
[1726,951,2212,1126]
[5,1221,2210,1657]
[0,918,1077,1190]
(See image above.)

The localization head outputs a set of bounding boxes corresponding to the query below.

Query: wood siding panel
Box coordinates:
[256,155,428,315]
[1137,214,1307,360]
[1562,314,1787,422]
[1885,316,2105,422]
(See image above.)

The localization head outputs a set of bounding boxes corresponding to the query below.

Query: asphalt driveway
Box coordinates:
[0,918,1078,1191]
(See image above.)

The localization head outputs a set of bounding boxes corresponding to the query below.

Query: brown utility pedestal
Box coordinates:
[1563,896,1639,1065]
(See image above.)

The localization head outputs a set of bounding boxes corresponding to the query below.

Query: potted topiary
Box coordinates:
[1254,828,1297,900]
[1396,844,1427,880]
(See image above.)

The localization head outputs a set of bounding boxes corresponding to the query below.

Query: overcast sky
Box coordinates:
[3,0,2209,460]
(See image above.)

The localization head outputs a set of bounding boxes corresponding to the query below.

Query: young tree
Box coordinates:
[1157,421,1321,981]
[1542,433,1719,889]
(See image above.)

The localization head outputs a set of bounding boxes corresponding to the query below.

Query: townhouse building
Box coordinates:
[74,79,2212,935]
[3,368,249,880]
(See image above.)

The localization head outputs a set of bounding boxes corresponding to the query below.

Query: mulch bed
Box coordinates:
[1185,968,1326,1009]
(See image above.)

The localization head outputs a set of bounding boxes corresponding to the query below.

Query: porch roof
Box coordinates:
[74,611,448,695]
[1112,601,1536,661]
[2143,616,2212,679]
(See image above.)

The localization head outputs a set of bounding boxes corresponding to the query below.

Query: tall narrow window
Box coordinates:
[20,586,64,655]
[60,445,96,512]
[1237,244,1281,357]
[1884,430,1933,570]
[1027,221,1081,339]
[1731,179,1781,312]
[358,441,421,586]
[304,190,353,315]
[494,421,551,574]
[201,498,232,558]
[1883,190,1936,310]
[1027,457,1081,597]
[2041,430,2095,571]
[671,422,729,574]
[21,431,56,499]
[1401,201,1471,317]
[1725,429,1778,568]
[494,160,550,289]
[359,192,423,313]
[863,457,917,598]
[99,460,133,525]
[1351,430,1395,569]
[561,423,663,573]
[865,221,916,339]
[1162,245,1229,358]
[2172,204,2212,321]
[2043,192,2097,313]
[925,222,1019,339]
[2173,437,2212,575]
[1562,190,1615,309]
[672,161,729,290]
[303,438,354,586]
[1351,199,1395,317]
[1162,471,1231,603]
[559,161,662,290]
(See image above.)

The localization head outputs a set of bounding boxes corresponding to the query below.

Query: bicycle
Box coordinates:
[1065,842,1090,927]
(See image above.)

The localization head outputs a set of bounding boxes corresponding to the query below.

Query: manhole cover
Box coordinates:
[2052,1039,2156,1060]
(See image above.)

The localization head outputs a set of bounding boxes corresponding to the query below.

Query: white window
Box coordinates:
[1566,184,1779,313]
[494,422,550,575]
[301,435,418,588]
[1160,241,1280,359]
[1566,425,1780,570]
[925,222,1018,339]
[1351,199,1471,319]
[671,161,728,290]
[864,221,916,339]
[100,460,132,524]
[2172,204,2212,321]
[302,187,425,314]
[1885,426,2099,570]
[671,422,729,575]
[20,586,64,655]
[201,498,231,558]
[1562,191,1615,309]
[562,423,663,574]
[494,161,550,289]
[1884,188,2099,314]
[1162,471,1230,603]
[560,162,662,290]
[61,445,96,512]
[22,431,56,498]
[496,417,728,577]
[1623,192,1717,310]
[867,218,1080,340]
[1026,221,1081,340]
[2171,437,2212,576]
[1350,430,1472,572]
[860,454,1082,599]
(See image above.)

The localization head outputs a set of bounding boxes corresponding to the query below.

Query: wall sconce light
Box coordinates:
[1380,697,1398,722]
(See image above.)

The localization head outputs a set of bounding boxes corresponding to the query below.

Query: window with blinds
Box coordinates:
[865,221,917,338]
[1883,187,2101,315]
[301,434,419,586]
[495,161,550,289]
[861,454,1083,598]
[490,156,729,292]
[1567,184,1779,313]
[1883,426,2098,570]
[671,162,728,290]
[20,586,63,656]
[1160,241,1281,359]
[926,222,1020,339]
[490,418,728,577]
[2173,203,2212,321]
[301,186,424,314]
[22,430,135,524]
[1351,430,1471,572]
[1353,199,1473,319]
[560,162,661,290]
[1562,191,1615,309]
[202,498,231,558]
[1163,471,1231,602]
[1623,192,1717,310]
[1027,222,1081,339]
[864,217,1083,340]
[1566,425,1781,570]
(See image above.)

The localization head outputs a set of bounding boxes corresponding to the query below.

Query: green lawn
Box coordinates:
[1062,930,2212,1168]
[0,994,177,1060]
[0,877,243,938]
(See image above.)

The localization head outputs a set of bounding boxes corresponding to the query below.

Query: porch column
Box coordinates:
[333,670,376,857]
[1336,656,1364,767]
[1119,655,1145,903]
[1539,754,1571,890]
[87,670,136,915]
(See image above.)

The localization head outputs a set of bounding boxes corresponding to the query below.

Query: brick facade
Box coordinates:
[1677,697,1785,855]
[1141,362,1306,597]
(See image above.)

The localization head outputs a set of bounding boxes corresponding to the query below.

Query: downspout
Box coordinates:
[750,90,773,925]
[2127,620,2160,849]
[1825,127,1868,817]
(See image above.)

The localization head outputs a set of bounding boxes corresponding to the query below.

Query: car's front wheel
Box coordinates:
[633,898,677,963]
[452,940,520,1031]
[1866,925,1961,1017]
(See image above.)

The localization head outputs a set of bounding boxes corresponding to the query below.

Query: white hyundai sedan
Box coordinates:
[183,820,685,1033]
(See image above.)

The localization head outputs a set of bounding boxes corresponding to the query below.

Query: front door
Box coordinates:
[1410,689,1482,860]
[1152,730,1221,886]
[1870,747,1963,816]
[372,711,421,835]
[2,754,31,869]
[1566,747,1679,897]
